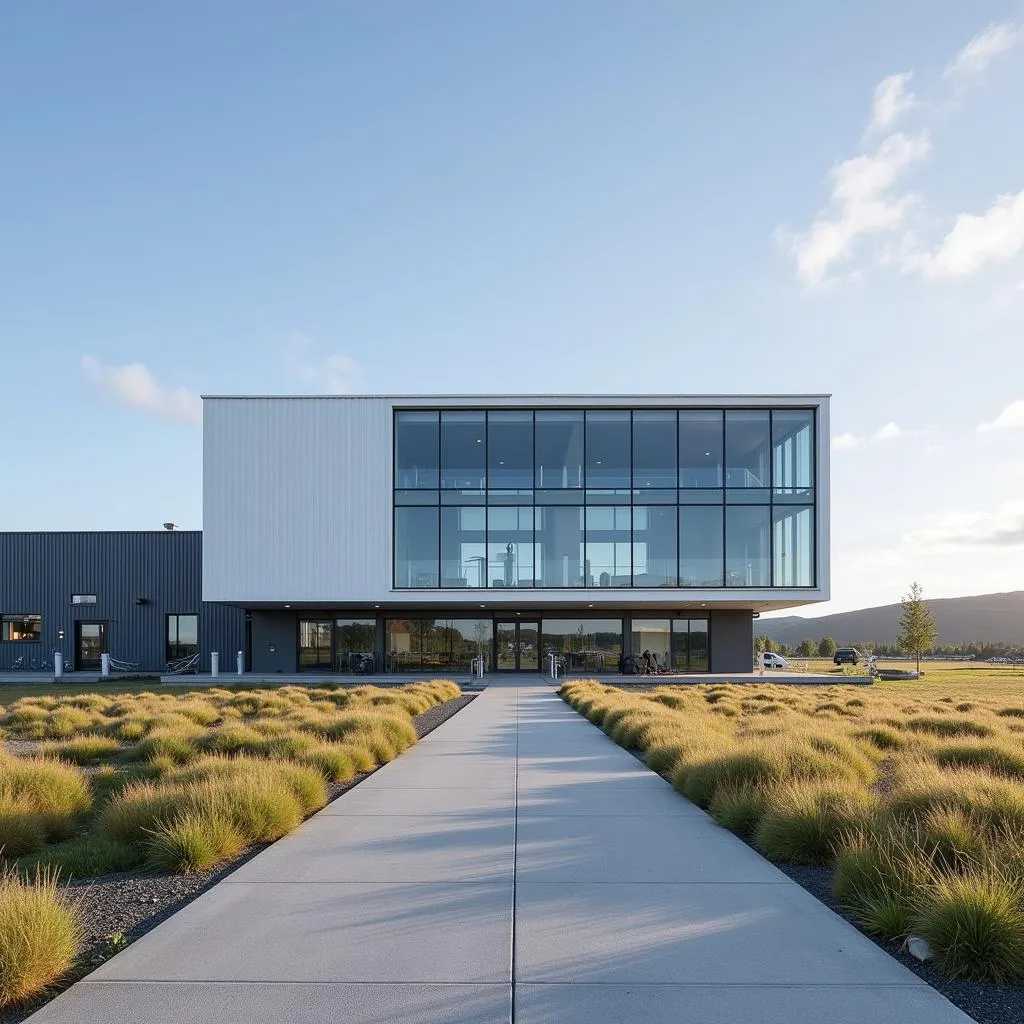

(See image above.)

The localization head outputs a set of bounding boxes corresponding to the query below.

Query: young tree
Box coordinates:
[796,637,817,657]
[818,636,837,658]
[754,635,777,654]
[897,581,939,674]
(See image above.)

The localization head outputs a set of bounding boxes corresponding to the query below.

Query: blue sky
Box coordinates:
[3,2,1024,615]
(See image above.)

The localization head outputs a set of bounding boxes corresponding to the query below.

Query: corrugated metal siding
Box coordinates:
[0,532,245,672]
[203,397,393,603]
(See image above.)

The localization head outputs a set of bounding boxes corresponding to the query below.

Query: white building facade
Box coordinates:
[203,395,829,675]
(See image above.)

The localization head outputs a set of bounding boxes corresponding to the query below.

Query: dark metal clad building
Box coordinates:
[0,531,245,673]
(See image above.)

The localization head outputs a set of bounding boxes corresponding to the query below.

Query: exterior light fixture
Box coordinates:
[284,604,291,609]
[704,452,711,457]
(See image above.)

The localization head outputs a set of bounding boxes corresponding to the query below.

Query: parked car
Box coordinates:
[834,647,861,666]
[761,652,791,669]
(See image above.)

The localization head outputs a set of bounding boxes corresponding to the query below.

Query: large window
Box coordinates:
[395,411,439,489]
[488,411,533,490]
[542,618,623,675]
[584,506,631,587]
[386,618,490,673]
[395,506,439,587]
[535,411,583,489]
[586,410,630,490]
[393,408,816,589]
[537,506,584,587]
[487,506,535,587]
[298,620,332,669]
[441,411,486,490]
[2,614,41,642]
[166,614,198,662]
[334,619,376,673]
[440,506,486,587]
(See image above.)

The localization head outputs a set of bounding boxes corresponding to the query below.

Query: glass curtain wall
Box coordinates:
[334,619,376,673]
[394,407,816,589]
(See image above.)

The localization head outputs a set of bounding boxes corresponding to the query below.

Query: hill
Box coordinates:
[760,591,1024,648]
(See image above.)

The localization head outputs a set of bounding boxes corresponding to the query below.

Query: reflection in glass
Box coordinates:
[632,506,677,587]
[586,410,630,488]
[633,411,677,489]
[679,505,723,586]
[535,411,583,488]
[725,505,770,586]
[542,618,623,674]
[166,614,198,662]
[679,410,723,487]
[385,618,492,673]
[487,506,535,588]
[584,506,632,587]
[673,618,709,671]
[631,618,670,672]
[395,411,439,488]
[536,506,584,587]
[772,410,814,491]
[334,619,376,673]
[440,506,486,587]
[773,505,814,586]
[488,411,533,489]
[298,620,332,669]
[394,506,439,587]
[725,410,770,487]
[441,411,486,490]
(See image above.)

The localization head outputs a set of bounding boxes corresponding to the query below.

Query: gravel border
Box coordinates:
[1,692,476,1024]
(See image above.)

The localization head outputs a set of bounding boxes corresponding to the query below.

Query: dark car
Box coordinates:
[833,647,861,666]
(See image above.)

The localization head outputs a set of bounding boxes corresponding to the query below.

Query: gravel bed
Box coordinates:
[0,692,476,1024]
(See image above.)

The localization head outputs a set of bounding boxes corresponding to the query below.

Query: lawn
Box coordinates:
[560,673,1024,983]
[0,679,462,1010]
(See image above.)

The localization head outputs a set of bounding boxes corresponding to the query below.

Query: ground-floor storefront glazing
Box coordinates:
[274,611,729,675]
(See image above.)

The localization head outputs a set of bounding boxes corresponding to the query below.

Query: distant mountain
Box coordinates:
[760,591,1024,648]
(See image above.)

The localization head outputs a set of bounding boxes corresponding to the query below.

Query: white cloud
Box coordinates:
[81,356,201,425]
[873,421,903,441]
[868,73,916,133]
[903,500,1024,549]
[978,399,1024,433]
[910,191,1024,278]
[944,21,1022,81]
[831,432,861,451]
[281,333,360,394]
[783,132,931,286]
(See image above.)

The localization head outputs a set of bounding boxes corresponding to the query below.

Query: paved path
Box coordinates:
[31,678,975,1023]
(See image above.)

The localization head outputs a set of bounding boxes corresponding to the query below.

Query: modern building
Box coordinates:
[0,531,244,674]
[202,395,829,675]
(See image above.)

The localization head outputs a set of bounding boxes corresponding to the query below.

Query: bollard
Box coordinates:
[237,650,244,676]
[100,652,110,677]
[54,652,64,678]
[211,651,220,678]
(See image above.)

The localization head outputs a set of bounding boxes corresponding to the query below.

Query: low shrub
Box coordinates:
[0,794,47,858]
[0,868,81,1009]
[19,835,144,878]
[755,780,874,865]
[905,716,992,739]
[934,741,1024,781]
[40,733,121,765]
[0,756,92,841]
[833,826,935,940]
[914,869,1024,982]
[147,811,246,873]
[708,784,768,839]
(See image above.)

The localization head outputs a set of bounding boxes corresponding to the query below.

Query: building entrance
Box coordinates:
[495,619,541,672]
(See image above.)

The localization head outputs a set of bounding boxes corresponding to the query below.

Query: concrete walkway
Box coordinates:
[30,677,974,1024]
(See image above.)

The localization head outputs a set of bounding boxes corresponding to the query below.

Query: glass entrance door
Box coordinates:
[76,621,108,671]
[495,620,540,672]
